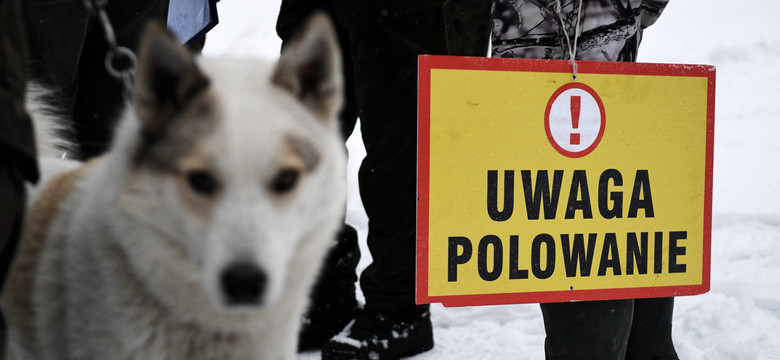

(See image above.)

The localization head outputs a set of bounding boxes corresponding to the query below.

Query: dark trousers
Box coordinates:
[277,0,362,312]
[0,155,27,358]
[332,0,491,310]
[22,0,169,159]
[278,0,491,312]
[541,297,679,360]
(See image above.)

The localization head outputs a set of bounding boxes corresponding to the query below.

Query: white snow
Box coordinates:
[204,0,780,358]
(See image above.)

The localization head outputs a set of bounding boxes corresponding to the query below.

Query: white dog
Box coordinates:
[2,13,346,360]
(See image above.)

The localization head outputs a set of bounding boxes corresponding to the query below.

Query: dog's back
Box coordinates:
[3,14,346,360]
[2,160,90,359]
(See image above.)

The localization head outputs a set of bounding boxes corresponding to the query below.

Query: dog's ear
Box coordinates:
[134,21,210,135]
[272,12,343,123]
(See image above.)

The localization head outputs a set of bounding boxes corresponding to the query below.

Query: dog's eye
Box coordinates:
[187,170,219,196]
[271,168,300,194]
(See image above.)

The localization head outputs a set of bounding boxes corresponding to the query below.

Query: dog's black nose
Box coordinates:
[220,262,267,305]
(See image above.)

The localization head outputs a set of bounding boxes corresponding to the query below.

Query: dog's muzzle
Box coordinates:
[220,262,268,306]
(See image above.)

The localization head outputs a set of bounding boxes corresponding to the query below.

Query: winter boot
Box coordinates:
[298,294,359,352]
[321,304,434,360]
[298,226,360,352]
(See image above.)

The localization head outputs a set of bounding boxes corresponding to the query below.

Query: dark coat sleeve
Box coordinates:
[0,0,38,183]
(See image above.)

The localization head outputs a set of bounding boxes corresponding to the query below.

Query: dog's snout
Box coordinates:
[220,262,267,305]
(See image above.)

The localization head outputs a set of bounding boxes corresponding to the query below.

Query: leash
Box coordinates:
[555,0,583,80]
[82,0,137,99]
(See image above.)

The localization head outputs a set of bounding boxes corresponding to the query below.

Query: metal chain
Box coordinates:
[83,0,137,97]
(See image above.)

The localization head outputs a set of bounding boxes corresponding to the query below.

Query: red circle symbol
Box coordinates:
[544,83,606,158]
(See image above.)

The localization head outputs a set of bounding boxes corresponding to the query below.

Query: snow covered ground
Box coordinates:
[204,1,780,358]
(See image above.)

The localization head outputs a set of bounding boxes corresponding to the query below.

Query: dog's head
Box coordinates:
[116,14,346,314]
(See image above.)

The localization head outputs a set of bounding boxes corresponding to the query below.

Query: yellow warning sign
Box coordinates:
[416,56,714,307]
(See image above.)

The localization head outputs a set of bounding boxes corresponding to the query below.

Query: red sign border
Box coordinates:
[417,55,715,307]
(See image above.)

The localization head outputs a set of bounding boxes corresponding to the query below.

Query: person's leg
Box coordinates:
[298,225,360,351]
[277,0,359,154]
[348,1,445,313]
[276,1,363,351]
[22,0,91,114]
[348,0,490,317]
[321,1,489,359]
[71,0,169,159]
[0,156,27,358]
[540,300,634,360]
[625,297,679,360]
[320,3,440,359]
[1,0,36,354]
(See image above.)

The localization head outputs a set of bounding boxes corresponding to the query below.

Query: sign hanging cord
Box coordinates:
[555,0,583,80]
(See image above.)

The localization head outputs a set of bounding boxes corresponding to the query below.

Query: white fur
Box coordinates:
[3,16,346,360]
[25,84,76,160]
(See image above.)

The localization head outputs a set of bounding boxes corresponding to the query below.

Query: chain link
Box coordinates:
[83,0,137,97]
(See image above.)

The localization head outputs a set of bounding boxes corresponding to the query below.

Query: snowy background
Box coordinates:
[203,0,780,358]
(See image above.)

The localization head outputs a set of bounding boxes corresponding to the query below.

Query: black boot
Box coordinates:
[298,226,360,352]
[299,294,359,352]
[321,305,434,360]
